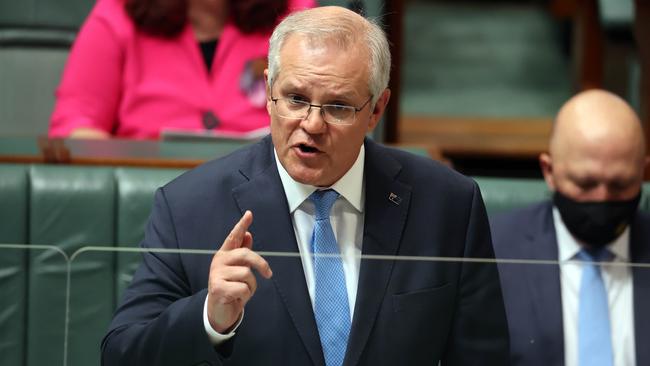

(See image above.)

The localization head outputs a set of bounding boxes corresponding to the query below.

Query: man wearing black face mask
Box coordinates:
[490,89,650,366]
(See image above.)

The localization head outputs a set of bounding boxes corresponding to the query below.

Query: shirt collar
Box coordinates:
[274,145,365,213]
[552,206,630,262]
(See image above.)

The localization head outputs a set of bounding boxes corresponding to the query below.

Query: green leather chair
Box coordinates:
[32,166,117,366]
[0,165,29,366]
[474,176,550,216]
[0,164,184,366]
[114,168,185,301]
[475,176,650,215]
[0,0,94,136]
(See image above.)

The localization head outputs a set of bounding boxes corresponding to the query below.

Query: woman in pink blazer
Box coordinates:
[49,0,315,139]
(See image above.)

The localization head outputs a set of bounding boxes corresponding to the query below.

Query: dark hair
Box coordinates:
[125,0,288,38]
[230,0,288,34]
[125,0,188,38]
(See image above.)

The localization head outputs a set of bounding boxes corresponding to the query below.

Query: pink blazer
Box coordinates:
[49,0,315,139]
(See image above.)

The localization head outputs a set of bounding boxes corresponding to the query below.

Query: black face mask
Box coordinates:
[553,191,640,248]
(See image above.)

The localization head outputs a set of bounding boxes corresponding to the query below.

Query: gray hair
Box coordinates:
[267,7,391,106]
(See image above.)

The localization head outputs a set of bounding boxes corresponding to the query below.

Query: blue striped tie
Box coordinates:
[577,248,613,366]
[310,189,350,366]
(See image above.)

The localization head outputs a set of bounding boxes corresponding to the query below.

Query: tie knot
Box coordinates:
[577,248,614,263]
[310,189,339,220]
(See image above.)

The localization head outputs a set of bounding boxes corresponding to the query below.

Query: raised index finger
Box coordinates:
[220,210,253,251]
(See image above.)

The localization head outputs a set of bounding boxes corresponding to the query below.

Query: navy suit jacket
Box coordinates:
[102,136,509,365]
[490,201,650,366]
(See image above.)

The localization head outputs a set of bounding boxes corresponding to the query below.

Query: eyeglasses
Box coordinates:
[270,95,372,125]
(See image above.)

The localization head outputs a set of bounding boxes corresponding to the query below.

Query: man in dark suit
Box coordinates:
[101,6,509,365]
[491,89,650,366]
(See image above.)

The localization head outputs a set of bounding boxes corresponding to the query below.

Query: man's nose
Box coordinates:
[592,184,615,201]
[301,106,327,133]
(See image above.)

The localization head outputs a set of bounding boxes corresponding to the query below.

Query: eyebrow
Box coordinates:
[569,172,638,188]
[275,80,360,102]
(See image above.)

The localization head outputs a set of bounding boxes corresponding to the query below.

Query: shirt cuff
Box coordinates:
[203,294,243,345]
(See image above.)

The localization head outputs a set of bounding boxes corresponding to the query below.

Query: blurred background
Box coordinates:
[0,0,645,177]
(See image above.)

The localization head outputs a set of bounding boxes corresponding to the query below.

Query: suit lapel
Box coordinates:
[523,203,565,361]
[232,139,324,366]
[344,140,411,366]
[630,213,650,365]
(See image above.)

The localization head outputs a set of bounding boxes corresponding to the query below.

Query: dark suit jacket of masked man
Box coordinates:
[491,201,650,365]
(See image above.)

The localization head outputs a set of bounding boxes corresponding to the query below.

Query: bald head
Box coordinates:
[550,89,645,162]
[541,89,646,201]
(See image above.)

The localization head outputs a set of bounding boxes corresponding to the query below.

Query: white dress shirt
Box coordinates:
[204,146,366,343]
[277,146,365,319]
[554,208,636,366]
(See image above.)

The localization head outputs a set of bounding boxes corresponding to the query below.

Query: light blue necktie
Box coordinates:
[310,189,350,366]
[577,248,614,366]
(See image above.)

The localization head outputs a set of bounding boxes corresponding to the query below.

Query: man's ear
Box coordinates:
[539,153,556,191]
[367,88,391,132]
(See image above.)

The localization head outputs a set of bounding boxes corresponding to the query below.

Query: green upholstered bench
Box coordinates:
[0,164,184,366]
[1,163,649,366]
[475,176,650,216]
[474,176,550,216]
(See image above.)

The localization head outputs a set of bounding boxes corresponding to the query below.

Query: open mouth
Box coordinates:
[297,143,320,154]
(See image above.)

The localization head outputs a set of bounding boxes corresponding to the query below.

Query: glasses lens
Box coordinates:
[276,99,308,119]
[273,98,355,125]
[323,105,354,124]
